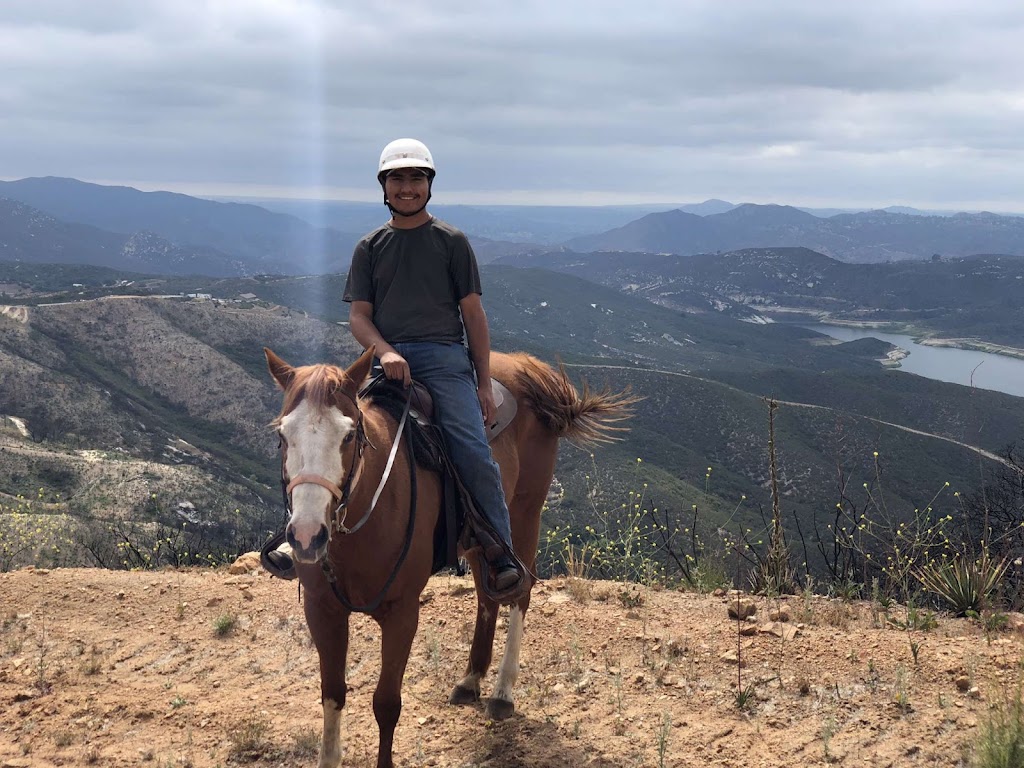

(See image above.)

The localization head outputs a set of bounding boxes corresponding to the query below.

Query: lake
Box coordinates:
[803,324,1024,399]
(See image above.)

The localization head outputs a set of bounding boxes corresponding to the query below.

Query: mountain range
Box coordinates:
[0,177,358,275]
[4,178,1024,278]
[564,204,1024,262]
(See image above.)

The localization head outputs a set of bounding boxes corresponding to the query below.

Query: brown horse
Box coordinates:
[265,345,633,768]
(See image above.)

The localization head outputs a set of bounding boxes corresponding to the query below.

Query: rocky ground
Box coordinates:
[1,564,1021,767]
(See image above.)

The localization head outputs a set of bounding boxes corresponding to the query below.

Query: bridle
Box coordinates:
[279,387,374,535]
[277,383,416,614]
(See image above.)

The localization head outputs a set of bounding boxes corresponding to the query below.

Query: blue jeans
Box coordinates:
[391,342,513,554]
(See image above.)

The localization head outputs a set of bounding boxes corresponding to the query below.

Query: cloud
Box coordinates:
[2,0,1024,208]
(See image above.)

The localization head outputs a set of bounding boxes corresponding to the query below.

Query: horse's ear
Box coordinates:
[345,345,376,393]
[264,348,295,390]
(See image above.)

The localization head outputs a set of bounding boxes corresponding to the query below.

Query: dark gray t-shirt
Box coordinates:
[343,217,482,344]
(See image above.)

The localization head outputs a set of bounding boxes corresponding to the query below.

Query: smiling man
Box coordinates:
[341,138,522,595]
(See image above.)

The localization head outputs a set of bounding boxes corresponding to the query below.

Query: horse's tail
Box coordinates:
[511,355,638,445]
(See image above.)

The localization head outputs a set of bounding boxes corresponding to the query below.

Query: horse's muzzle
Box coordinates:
[286,522,329,563]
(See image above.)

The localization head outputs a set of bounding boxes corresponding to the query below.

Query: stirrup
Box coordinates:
[486,560,527,606]
[259,529,297,581]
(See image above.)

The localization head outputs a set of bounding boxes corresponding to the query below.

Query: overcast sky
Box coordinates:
[3,0,1024,210]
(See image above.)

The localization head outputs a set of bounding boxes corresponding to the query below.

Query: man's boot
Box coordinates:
[259,529,297,580]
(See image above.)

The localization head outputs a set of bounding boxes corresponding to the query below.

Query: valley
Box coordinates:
[2,265,1021,585]
[1,179,1023,591]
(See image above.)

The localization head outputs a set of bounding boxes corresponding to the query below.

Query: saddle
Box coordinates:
[358,373,529,604]
[378,377,519,445]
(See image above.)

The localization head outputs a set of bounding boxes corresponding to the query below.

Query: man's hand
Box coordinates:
[380,350,411,387]
[477,382,497,426]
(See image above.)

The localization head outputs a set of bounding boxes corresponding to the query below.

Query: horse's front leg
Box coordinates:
[304,595,350,768]
[373,598,420,768]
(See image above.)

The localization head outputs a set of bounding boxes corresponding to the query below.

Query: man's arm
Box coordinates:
[349,300,410,386]
[459,292,496,424]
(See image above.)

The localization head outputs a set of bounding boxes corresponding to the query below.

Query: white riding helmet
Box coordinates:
[378,138,435,180]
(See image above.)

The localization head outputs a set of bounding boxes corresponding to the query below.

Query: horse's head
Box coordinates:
[265,346,375,565]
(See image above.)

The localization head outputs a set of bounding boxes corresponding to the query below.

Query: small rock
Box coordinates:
[759,622,798,641]
[769,608,791,622]
[228,552,261,575]
[954,675,971,691]
[719,650,745,666]
[727,600,757,620]
[739,624,757,636]
[968,686,982,700]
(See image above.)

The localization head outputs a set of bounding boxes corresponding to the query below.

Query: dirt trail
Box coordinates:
[2,567,1020,767]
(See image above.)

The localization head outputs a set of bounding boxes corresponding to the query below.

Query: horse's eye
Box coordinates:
[342,433,354,445]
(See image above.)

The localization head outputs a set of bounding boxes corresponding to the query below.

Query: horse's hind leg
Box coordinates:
[486,598,528,720]
[485,441,551,720]
[373,598,420,768]
[449,549,497,705]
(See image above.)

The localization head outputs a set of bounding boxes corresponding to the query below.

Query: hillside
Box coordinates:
[0,178,358,276]
[495,248,1024,347]
[0,199,245,277]
[2,266,1023,581]
[2,566,1022,767]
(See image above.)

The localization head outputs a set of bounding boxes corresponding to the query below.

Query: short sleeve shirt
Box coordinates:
[343,217,482,344]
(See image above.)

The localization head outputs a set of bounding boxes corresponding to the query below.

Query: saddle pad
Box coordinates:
[486,379,517,442]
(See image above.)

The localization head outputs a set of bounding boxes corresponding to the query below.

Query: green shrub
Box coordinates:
[972,686,1024,768]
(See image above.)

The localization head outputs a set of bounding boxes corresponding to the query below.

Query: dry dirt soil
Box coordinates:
[1,565,1021,768]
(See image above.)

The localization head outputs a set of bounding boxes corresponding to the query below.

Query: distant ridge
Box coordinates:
[0,177,358,275]
[565,204,1024,262]
[0,197,244,276]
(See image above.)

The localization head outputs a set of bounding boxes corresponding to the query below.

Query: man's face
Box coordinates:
[384,169,430,216]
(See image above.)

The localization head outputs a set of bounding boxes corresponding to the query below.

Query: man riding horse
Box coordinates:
[264,138,522,596]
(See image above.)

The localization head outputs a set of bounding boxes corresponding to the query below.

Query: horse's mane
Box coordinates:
[272,364,354,425]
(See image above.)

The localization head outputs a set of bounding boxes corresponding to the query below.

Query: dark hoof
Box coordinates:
[449,684,480,705]
[486,697,515,721]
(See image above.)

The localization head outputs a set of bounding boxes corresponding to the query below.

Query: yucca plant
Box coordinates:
[915,551,1008,617]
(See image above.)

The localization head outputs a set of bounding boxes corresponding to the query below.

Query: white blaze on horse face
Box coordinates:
[280,399,355,549]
